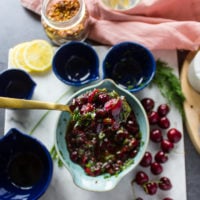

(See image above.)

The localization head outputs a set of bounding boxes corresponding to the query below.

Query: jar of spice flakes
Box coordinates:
[41,0,90,45]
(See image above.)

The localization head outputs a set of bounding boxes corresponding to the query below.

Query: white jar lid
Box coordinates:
[187,51,200,93]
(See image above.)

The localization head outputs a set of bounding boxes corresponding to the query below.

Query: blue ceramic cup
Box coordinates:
[0,128,53,200]
[102,42,156,92]
[0,69,36,99]
[52,41,100,86]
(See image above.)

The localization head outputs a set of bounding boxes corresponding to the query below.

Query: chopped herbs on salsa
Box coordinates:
[66,88,142,177]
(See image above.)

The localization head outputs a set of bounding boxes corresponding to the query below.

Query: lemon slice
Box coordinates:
[102,0,130,9]
[8,48,16,67]
[23,40,53,72]
[13,42,33,72]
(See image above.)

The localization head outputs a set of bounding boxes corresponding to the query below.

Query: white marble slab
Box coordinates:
[5,47,186,200]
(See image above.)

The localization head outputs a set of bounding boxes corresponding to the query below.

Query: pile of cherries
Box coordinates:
[132,97,182,200]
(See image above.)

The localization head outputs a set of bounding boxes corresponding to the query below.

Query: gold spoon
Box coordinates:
[0,97,71,113]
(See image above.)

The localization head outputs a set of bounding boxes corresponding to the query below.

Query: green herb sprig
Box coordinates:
[50,145,63,167]
[152,59,185,117]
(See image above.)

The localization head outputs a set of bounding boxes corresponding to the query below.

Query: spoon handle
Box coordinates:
[0,97,71,112]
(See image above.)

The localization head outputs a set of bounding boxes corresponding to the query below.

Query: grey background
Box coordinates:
[0,1,200,199]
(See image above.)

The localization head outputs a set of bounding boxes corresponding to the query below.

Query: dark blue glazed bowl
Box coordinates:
[0,128,53,200]
[52,41,100,86]
[102,42,156,92]
[0,69,36,99]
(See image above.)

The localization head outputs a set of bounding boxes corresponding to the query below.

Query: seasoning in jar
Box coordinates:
[41,0,90,45]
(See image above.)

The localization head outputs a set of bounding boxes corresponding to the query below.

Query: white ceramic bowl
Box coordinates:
[187,50,200,93]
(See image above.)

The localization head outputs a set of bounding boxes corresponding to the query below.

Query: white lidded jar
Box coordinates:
[41,0,90,46]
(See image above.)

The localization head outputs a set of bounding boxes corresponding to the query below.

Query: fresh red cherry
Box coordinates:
[157,104,170,116]
[134,171,149,185]
[150,128,163,143]
[155,150,168,163]
[159,177,172,190]
[161,139,174,153]
[163,198,173,200]
[141,98,155,112]
[150,162,163,175]
[158,116,170,129]
[148,111,160,125]
[140,151,152,167]
[167,128,182,143]
[143,181,158,195]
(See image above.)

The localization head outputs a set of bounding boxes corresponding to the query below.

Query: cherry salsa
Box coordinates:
[66,88,142,176]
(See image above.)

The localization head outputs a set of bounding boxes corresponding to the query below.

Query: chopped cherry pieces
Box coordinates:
[67,88,141,177]
[104,98,122,111]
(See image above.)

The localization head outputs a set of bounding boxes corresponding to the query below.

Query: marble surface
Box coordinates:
[5,47,186,200]
[1,1,200,200]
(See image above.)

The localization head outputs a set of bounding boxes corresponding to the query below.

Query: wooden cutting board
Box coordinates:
[180,50,200,153]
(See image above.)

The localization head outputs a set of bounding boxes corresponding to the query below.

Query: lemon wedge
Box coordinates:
[23,40,54,72]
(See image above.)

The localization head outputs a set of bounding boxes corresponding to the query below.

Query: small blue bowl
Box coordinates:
[55,79,149,192]
[0,69,36,99]
[52,41,100,86]
[0,128,53,200]
[102,42,156,92]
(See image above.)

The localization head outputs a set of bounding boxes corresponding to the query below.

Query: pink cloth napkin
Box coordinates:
[20,0,200,50]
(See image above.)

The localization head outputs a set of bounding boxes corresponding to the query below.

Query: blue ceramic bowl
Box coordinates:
[102,42,156,92]
[55,79,149,192]
[52,41,100,86]
[0,128,53,200]
[0,69,36,99]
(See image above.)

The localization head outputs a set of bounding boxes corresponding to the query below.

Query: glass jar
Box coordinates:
[41,0,90,45]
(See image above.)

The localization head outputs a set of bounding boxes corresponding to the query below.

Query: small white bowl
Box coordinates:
[187,51,200,93]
